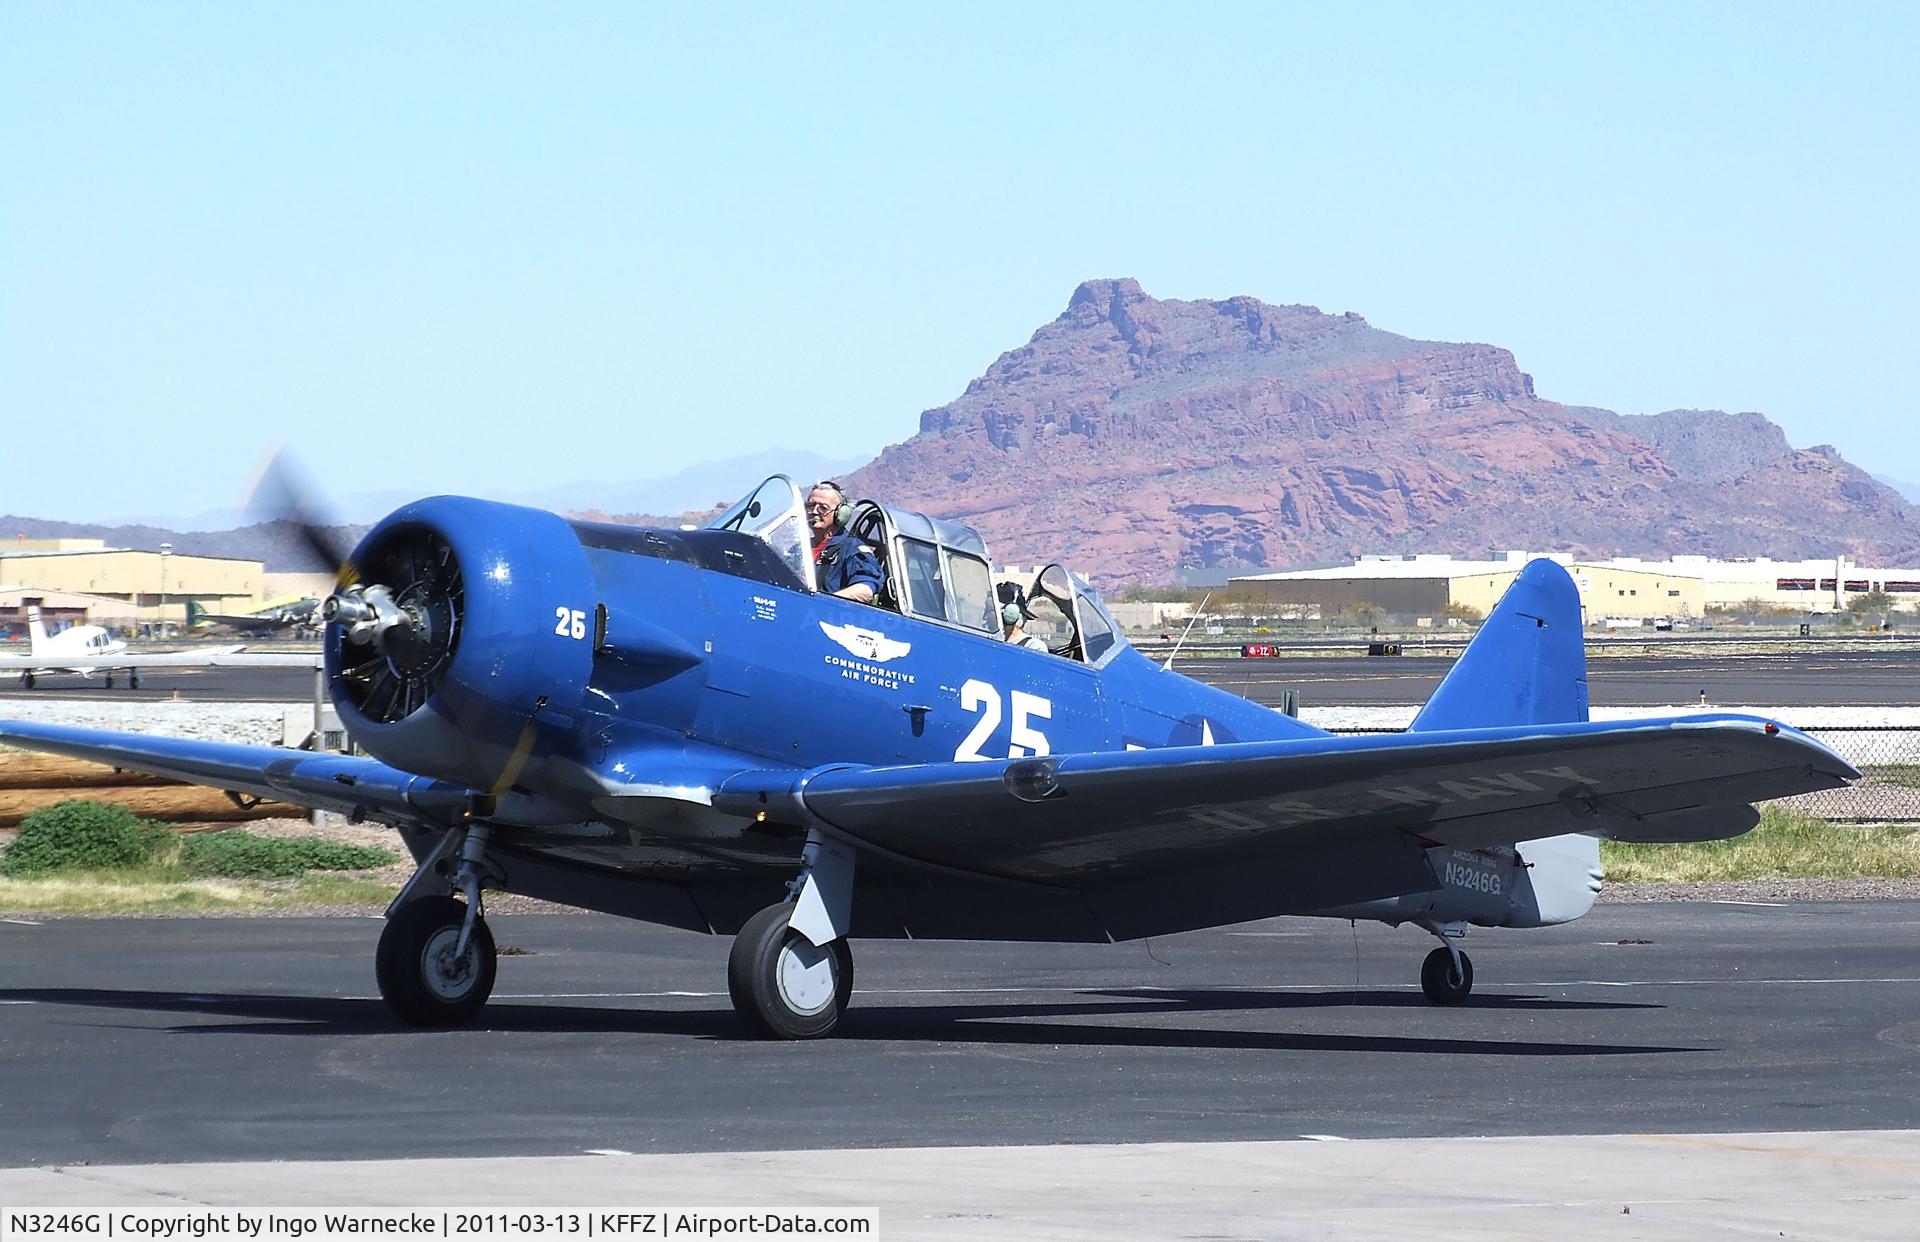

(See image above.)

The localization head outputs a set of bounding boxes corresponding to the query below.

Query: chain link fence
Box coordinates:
[1781,727,1920,822]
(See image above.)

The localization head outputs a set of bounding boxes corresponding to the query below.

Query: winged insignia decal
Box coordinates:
[819,620,911,663]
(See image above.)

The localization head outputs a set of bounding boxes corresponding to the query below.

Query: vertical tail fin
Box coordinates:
[26,605,48,655]
[1409,559,1588,732]
[1412,559,1601,922]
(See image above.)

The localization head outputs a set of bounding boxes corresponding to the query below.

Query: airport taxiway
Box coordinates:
[4,902,1918,1170]
[1,645,1917,706]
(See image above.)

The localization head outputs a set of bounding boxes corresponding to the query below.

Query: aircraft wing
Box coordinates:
[716,713,1857,937]
[193,614,288,631]
[0,649,320,670]
[0,719,473,827]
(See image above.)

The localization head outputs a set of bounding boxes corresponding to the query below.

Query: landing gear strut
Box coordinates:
[20,672,34,689]
[376,824,500,1026]
[729,830,857,1039]
[1417,919,1473,1005]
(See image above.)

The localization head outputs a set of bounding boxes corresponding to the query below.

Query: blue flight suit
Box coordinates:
[817,532,884,598]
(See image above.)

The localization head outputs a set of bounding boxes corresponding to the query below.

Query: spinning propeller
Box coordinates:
[247,449,464,727]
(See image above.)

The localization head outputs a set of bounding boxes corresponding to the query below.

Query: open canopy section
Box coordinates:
[1021,563,1128,665]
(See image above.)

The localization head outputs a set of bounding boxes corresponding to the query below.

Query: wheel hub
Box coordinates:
[422,927,477,1001]
[775,937,837,1015]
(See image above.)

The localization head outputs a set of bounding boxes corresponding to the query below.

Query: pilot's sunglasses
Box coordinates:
[805,502,836,512]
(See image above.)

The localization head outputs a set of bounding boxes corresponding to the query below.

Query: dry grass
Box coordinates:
[0,866,393,915]
[1602,806,1920,883]
[0,818,400,915]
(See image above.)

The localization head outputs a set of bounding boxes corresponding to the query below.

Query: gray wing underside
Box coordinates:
[717,715,1855,938]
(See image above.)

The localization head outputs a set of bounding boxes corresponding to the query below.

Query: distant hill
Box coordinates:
[10,449,864,570]
[1875,474,1920,504]
[16,291,1911,587]
[848,278,1920,585]
[96,449,868,530]
[1,517,366,572]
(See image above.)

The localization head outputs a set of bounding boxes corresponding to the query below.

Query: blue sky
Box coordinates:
[3,3,1915,523]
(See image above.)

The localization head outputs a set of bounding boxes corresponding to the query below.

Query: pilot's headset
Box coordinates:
[996,581,1030,629]
[812,481,854,530]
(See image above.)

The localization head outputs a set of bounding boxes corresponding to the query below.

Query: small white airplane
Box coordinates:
[0,606,316,688]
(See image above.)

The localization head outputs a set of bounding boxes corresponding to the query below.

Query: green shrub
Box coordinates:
[177,832,397,879]
[0,800,162,875]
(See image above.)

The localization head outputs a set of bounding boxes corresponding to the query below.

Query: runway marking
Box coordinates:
[0,918,43,926]
[584,1149,634,1157]
[1709,900,1790,907]
[0,1000,36,1005]
[489,977,1920,1002]
[1299,1134,1349,1142]
[1634,1133,1920,1174]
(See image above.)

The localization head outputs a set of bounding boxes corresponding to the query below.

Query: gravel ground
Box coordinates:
[1596,877,1920,903]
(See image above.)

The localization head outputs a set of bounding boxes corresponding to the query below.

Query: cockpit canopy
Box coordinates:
[709,475,1127,664]
[845,501,996,634]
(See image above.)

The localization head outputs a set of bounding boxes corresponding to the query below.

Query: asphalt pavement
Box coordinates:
[3,646,1918,707]
[4,902,1918,1168]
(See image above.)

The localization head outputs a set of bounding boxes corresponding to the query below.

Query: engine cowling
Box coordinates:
[324,497,598,792]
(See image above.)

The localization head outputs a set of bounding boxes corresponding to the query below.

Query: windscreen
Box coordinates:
[707,476,813,590]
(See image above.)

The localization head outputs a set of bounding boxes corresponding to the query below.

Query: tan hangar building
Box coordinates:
[0,538,265,627]
[1229,553,1707,623]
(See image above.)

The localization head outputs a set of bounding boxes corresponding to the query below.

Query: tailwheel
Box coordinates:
[375,895,497,1026]
[1420,945,1474,1005]
[728,902,853,1039]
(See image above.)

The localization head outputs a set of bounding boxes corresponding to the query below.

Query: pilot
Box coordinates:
[997,582,1050,652]
[807,481,883,604]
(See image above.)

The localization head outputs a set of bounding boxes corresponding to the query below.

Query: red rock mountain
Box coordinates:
[846,279,1919,585]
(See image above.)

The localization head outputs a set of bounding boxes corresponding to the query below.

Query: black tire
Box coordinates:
[1420,945,1473,1005]
[375,895,497,1027]
[129,673,141,689]
[21,673,34,689]
[727,902,853,1039]
[104,675,114,689]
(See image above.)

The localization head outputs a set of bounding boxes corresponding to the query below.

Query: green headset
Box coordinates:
[997,581,1029,629]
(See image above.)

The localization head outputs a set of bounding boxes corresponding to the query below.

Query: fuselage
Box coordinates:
[326,498,1325,824]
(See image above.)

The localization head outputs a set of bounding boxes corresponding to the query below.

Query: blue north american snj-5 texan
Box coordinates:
[0,473,1858,1037]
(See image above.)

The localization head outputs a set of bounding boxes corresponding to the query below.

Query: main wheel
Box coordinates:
[727,902,853,1039]
[375,895,497,1027]
[20,672,34,689]
[1420,945,1473,1005]
[129,672,141,689]
[104,674,114,688]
